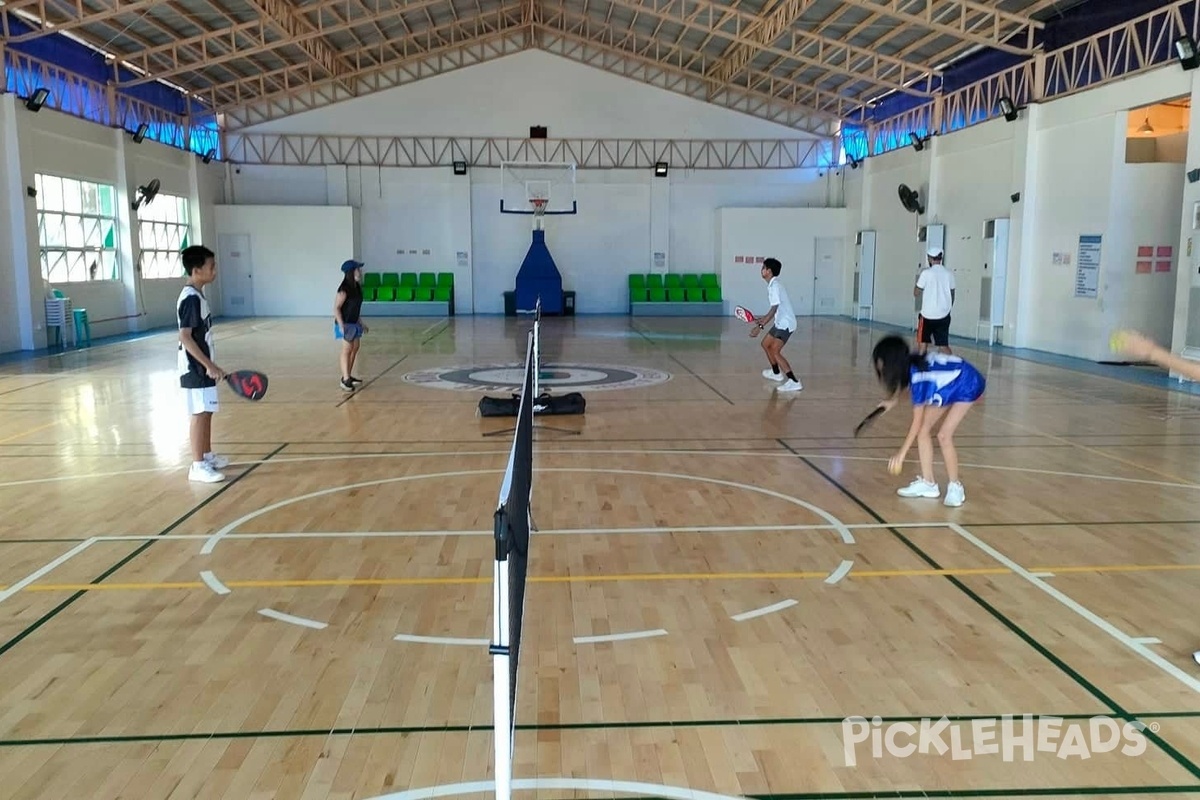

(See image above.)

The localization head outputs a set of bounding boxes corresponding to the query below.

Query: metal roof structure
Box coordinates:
[1,0,1089,136]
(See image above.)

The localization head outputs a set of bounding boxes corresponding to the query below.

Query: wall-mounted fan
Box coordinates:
[132,178,160,211]
[898,183,925,215]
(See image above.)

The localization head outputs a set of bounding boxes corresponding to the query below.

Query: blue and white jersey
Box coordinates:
[909,353,986,406]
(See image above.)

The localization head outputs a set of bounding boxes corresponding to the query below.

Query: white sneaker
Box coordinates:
[205,453,229,469]
[188,462,225,483]
[777,379,803,392]
[762,368,785,381]
[1193,650,1199,666]
[943,481,965,507]
[897,477,940,499]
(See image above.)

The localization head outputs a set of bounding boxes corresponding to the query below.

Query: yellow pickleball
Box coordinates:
[888,460,902,475]
[1110,330,1128,353]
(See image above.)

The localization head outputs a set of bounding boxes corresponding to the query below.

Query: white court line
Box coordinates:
[199,570,230,595]
[949,523,1200,696]
[1133,637,1162,645]
[0,538,95,604]
[731,598,797,622]
[1031,571,1055,578]
[363,777,745,800]
[4,448,1198,493]
[574,629,668,644]
[824,559,854,585]
[87,521,943,543]
[393,633,488,646]
[257,608,328,630]
[199,467,855,555]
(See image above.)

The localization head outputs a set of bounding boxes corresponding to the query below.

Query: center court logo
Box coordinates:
[402,363,670,392]
[841,715,1153,765]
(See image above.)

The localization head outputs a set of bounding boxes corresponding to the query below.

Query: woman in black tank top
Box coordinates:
[334,260,368,391]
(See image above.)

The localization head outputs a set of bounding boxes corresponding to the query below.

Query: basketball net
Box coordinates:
[531,198,547,231]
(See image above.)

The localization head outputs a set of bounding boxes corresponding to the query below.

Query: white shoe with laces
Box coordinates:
[188,461,225,483]
[943,481,965,507]
[762,368,785,381]
[897,477,940,499]
[205,453,229,469]
[777,378,803,392]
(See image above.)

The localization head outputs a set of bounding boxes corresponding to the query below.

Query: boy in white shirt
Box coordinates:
[750,258,802,392]
[915,247,955,355]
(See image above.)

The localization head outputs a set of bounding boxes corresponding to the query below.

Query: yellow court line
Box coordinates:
[0,419,59,446]
[7,562,1200,594]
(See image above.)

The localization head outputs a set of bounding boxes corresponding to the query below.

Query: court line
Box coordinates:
[199,570,230,595]
[257,608,328,630]
[0,419,58,445]
[0,444,287,662]
[0,538,95,604]
[667,353,735,405]
[949,523,1200,697]
[731,598,797,621]
[786,440,1200,781]
[392,633,488,646]
[197,467,856,555]
[15,561,1200,593]
[335,354,409,408]
[1,711,1198,748]
[825,559,853,585]
[366,778,743,800]
[573,629,668,644]
[5,447,1200,492]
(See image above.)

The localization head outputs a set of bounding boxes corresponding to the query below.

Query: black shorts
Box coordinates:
[918,314,950,346]
[767,326,792,344]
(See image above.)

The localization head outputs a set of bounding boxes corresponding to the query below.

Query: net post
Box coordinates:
[491,507,512,800]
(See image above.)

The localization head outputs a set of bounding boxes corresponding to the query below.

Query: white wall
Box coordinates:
[225,50,842,315]
[0,100,225,354]
[860,64,1194,361]
[716,207,849,316]
[213,205,358,316]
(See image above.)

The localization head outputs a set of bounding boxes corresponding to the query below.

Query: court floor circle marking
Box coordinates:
[402,362,671,392]
[362,777,746,800]
[198,466,856,556]
[198,467,854,642]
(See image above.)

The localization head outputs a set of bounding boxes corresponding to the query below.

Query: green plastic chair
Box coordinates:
[415,287,434,301]
[433,286,452,302]
[630,288,649,302]
[700,273,720,288]
[395,287,414,301]
[437,272,454,288]
[400,273,419,287]
[72,308,91,346]
[705,287,723,302]
[418,272,437,288]
[646,274,663,289]
[629,274,646,289]
[664,274,683,288]
[381,273,400,287]
[363,273,382,289]
[363,287,377,301]
[667,288,686,302]
[685,288,705,302]
[648,288,666,302]
[376,286,396,301]
[682,274,701,289]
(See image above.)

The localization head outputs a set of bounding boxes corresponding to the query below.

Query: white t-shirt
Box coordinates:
[767,276,797,332]
[916,264,955,320]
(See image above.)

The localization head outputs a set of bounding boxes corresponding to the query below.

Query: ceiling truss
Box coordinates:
[1,0,1076,144]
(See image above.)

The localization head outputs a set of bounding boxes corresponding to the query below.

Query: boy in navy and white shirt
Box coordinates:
[177,245,228,483]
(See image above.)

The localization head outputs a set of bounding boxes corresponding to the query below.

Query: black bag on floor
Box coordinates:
[478,391,586,417]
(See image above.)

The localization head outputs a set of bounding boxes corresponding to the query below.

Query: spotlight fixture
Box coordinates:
[452,160,467,175]
[848,155,861,169]
[1188,168,1200,184]
[202,148,216,164]
[24,87,49,112]
[999,97,1019,122]
[654,161,668,177]
[132,122,149,143]
[909,132,924,152]
[1177,35,1199,70]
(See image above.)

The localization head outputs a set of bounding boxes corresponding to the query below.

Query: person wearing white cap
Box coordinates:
[914,247,955,355]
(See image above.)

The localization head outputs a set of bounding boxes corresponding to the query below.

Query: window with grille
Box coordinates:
[137,194,191,279]
[35,173,119,283]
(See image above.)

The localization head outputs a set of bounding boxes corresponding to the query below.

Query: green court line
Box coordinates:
[3,711,1199,748]
[779,440,1200,784]
[0,444,288,661]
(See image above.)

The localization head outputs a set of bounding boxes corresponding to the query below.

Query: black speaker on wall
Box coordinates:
[530,126,547,139]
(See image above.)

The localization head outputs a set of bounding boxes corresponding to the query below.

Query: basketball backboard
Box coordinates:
[500,161,578,216]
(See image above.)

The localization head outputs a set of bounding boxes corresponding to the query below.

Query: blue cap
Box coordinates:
[341,259,364,273]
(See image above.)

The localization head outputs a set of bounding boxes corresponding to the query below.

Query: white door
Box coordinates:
[813,237,844,315]
[218,234,254,317]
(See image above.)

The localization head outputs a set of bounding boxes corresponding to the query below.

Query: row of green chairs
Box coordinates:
[629,273,720,291]
[368,286,453,302]
[363,272,454,290]
[632,287,721,303]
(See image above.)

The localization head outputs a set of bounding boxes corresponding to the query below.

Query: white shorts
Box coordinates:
[184,386,220,415]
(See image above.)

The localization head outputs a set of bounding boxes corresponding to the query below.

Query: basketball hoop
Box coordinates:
[531,198,547,217]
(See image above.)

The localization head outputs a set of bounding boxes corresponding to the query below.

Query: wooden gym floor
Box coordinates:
[1,313,1199,800]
